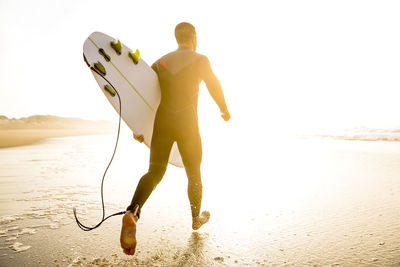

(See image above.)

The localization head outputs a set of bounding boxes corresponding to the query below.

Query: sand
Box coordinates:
[0,115,114,148]
[0,135,400,266]
[0,129,113,148]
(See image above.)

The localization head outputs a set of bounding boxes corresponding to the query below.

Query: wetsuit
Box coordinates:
[127,47,227,218]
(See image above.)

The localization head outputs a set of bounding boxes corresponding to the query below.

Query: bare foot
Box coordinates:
[192,211,210,230]
[120,211,138,255]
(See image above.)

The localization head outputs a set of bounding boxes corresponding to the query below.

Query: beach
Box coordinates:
[0,133,400,266]
[0,115,113,148]
[0,129,114,148]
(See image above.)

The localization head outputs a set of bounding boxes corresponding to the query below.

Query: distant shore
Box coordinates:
[0,115,114,148]
[0,129,113,148]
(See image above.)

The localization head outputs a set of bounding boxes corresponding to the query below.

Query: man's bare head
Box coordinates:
[175,22,197,51]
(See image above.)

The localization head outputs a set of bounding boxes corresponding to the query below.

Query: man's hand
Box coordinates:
[133,133,144,143]
[221,110,231,121]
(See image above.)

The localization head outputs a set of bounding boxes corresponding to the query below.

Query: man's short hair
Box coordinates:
[175,22,196,44]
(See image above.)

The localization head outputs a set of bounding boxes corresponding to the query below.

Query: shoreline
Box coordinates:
[0,129,113,149]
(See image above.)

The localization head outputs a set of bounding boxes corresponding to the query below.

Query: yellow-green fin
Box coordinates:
[99,48,111,62]
[94,61,106,76]
[129,49,140,64]
[104,84,116,97]
[110,39,122,55]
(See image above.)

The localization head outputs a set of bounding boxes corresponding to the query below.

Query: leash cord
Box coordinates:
[73,65,126,231]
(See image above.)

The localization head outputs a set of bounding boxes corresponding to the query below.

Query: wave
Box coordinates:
[300,127,400,142]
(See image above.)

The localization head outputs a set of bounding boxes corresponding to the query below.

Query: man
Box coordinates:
[120,22,230,255]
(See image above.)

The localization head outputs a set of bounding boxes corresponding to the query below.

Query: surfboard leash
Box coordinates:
[73,62,127,231]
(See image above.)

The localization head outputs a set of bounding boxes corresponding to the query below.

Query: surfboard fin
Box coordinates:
[129,49,140,64]
[94,61,106,76]
[110,39,122,55]
[104,84,116,97]
[99,48,111,62]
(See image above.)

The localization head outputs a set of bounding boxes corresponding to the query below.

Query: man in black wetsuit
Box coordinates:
[120,22,230,255]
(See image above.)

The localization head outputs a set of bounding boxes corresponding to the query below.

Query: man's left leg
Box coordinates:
[121,113,173,255]
[120,164,168,255]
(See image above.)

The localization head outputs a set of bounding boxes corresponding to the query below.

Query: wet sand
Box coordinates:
[0,134,400,266]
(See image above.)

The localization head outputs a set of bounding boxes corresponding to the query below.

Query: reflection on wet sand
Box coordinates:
[174,232,211,267]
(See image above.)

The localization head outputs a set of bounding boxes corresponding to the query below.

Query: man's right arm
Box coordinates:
[199,56,230,121]
[132,61,159,143]
[151,61,158,73]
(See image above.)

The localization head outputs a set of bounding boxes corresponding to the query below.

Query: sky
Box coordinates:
[1,0,400,132]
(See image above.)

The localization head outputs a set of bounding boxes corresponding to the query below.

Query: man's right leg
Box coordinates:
[177,119,209,230]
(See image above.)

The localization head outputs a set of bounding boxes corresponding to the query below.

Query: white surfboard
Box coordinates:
[83,31,183,167]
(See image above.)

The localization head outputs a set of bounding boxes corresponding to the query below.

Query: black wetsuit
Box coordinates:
[127,47,227,218]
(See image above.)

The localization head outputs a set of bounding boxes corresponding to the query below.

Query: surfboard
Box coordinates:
[83,31,183,167]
